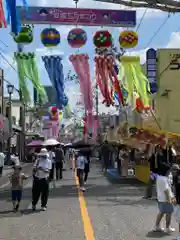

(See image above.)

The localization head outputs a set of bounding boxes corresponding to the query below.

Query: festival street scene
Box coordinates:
[0,0,180,239]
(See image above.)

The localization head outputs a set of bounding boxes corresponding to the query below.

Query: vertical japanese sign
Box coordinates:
[146,48,157,94]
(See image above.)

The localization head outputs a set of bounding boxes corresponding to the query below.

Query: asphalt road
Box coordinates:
[0,162,179,240]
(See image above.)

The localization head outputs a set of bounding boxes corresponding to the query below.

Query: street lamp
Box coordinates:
[7,84,14,164]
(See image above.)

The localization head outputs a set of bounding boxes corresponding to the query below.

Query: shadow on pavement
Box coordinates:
[146,231,170,238]
[0,182,154,209]
[0,208,42,218]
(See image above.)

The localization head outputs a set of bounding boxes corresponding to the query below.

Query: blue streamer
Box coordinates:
[5,0,28,34]
[42,55,68,108]
[8,0,18,35]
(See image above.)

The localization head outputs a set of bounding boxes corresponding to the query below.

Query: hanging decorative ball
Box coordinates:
[93,30,112,48]
[49,106,58,121]
[41,28,60,47]
[67,28,87,48]
[119,30,138,49]
[13,26,33,44]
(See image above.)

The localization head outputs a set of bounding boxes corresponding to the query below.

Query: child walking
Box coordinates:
[9,165,28,211]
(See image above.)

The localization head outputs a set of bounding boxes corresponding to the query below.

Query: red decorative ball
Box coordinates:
[93,30,112,48]
[51,106,57,113]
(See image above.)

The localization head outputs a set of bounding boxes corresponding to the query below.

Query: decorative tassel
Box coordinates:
[0,0,7,27]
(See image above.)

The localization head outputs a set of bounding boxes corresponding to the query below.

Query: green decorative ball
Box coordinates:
[13,26,33,44]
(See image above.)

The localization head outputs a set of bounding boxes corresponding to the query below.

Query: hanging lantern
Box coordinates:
[93,30,112,48]
[67,28,87,48]
[13,26,33,44]
[41,28,60,47]
[119,30,138,49]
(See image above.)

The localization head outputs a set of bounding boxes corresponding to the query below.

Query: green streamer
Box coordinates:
[15,54,31,103]
[64,104,71,119]
[14,52,47,104]
[121,56,150,108]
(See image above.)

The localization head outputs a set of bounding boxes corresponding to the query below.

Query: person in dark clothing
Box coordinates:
[174,167,180,233]
[100,141,110,173]
[55,146,64,180]
[144,145,163,199]
[84,148,91,184]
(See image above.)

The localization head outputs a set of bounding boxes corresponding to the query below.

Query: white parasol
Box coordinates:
[42,139,60,146]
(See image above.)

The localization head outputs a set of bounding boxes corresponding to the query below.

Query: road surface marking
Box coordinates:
[75,175,95,240]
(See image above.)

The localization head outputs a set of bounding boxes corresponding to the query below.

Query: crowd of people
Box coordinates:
[4,139,180,238]
[8,144,92,212]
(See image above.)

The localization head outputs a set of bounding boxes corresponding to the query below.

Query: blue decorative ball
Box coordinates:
[41,28,60,47]
[67,28,87,48]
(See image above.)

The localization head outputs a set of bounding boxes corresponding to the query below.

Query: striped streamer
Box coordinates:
[42,55,68,109]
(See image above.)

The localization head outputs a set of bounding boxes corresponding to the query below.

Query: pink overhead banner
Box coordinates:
[17,7,136,27]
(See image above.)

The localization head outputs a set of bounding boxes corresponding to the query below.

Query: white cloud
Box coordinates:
[166,32,180,48]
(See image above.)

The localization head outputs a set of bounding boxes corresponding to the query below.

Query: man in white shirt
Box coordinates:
[154,163,175,233]
[74,151,86,192]
[32,148,52,211]
[0,152,5,177]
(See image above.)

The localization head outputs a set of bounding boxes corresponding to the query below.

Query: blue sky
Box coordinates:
[1,0,180,113]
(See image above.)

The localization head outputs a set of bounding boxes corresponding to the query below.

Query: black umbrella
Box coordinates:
[70,140,93,149]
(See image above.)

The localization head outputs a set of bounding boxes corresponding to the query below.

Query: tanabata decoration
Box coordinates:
[6,0,28,34]
[67,28,87,48]
[0,0,7,28]
[41,28,60,47]
[93,30,112,48]
[69,54,93,135]
[14,52,47,104]
[119,56,150,112]
[42,55,68,109]
[49,106,58,121]
[95,55,124,107]
[13,25,33,44]
[119,30,138,49]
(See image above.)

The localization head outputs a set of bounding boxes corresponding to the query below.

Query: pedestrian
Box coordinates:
[55,146,64,180]
[172,165,180,235]
[74,150,87,192]
[48,147,55,182]
[0,151,5,177]
[154,162,175,233]
[84,148,91,184]
[9,165,29,212]
[100,141,111,173]
[32,148,52,211]
[144,145,162,199]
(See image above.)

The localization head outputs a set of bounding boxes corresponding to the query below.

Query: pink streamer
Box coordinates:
[69,54,93,127]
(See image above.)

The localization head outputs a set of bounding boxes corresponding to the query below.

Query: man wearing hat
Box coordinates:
[32,148,52,211]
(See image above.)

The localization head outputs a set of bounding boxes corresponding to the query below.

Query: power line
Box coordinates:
[136,9,148,32]
[144,14,171,49]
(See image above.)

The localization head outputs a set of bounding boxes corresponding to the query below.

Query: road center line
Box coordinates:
[75,176,95,240]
